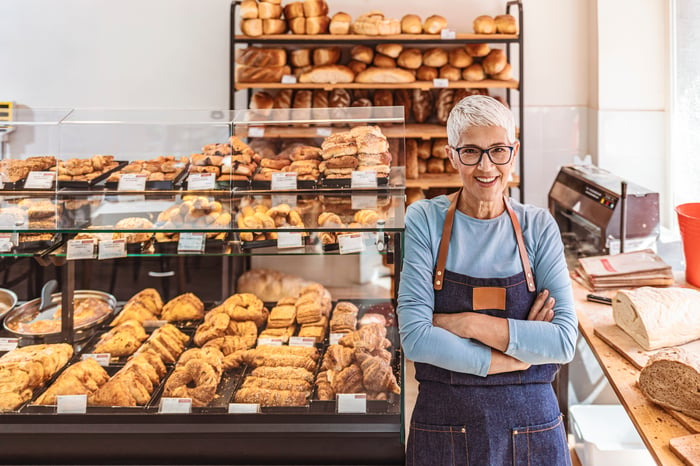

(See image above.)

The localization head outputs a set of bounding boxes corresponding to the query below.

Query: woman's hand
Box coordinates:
[528,289,555,322]
[488,350,531,374]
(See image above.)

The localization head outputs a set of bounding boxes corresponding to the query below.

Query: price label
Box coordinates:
[257,337,283,346]
[248,127,265,138]
[271,172,297,191]
[66,239,96,260]
[159,397,192,414]
[329,333,344,345]
[337,393,367,413]
[351,171,378,189]
[351,194,378,210]
[316,127,332,137]
[0,237,12,253]
[0,213,21,228]
[338,232,365,254]
[98,239,127,260]
[118,174,147,191]
[440,29,456,39]
[289,336,316,347]
[57,394,87,414]
[276,231,302,249]
[24,171,55,190]
[228,403,260,414]
[271,194,297,209]
[143,319,168,328]
[281,74,298,84]
[178,232,205,254]
[81,353,111,367]
[187,173,216,191]
[433,78,449,88]
[0,338,19,351]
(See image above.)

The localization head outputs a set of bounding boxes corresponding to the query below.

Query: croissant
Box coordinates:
[338,323,387,352]
[357,352,400,395]
[315,370,334,400]
[330,363,364,394]
[322,344,354,371]
[34,359,110,405]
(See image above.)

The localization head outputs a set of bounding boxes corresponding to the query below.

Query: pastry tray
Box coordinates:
[319,175,389,189]
[14,232,62,253]
[250,179,317,191]
[239,235,313,251]
[104,166,189,191]
[153,233,230,254]
[56,161,128,190]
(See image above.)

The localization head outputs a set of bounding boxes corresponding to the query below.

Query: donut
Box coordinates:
[163,358,220,407]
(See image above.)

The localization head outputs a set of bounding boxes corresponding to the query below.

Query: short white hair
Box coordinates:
[446,95,516,146]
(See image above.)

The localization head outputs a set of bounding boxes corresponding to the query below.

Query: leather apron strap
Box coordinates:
[433,190,536,293]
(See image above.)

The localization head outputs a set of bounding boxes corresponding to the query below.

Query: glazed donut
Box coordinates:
[163,358,220,407]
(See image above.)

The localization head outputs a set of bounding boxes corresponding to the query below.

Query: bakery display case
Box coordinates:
[230,0,524,201]
[0,107,406,465]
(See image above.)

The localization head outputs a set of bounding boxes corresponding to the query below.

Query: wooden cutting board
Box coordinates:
[670,434,700,466]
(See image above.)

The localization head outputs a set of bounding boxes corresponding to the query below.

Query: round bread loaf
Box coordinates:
[473,15,496,34]
[482,49,507,75]
[495,14,518,34]
[449,48,473,68]
[423,15,447,34]
[401,14,422,33]
[422,48,448,68]
[416,65,438,81]
[329,12,351,34]
[373,54,396,68]
[466,43,490,57]
[397,48,422,69]
[462,63,485,81]
[351,45,374,64]
[491,63,512,80]
[439,64,461,81]
[376,43,403,58]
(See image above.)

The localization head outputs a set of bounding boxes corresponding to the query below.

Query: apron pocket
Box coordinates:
[407,421,469,466]
[512,414,570,466]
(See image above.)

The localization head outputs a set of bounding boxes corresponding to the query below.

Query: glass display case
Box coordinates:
[0,107,406,465]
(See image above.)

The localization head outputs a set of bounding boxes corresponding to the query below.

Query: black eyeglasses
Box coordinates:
[450,145,515,166]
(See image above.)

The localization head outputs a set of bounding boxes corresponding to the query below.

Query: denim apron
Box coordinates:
[406,192,570,466]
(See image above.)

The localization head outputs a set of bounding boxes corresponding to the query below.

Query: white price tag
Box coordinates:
[248,127,265,138]
[433,78,449,88]
[0,238,12,253]
[117,174,147,191]
[337,393,367,413]
[351,194,378,210]
[271,194,297,209]
[329,333,344,345]
[338,232,365,254]
[351,171,378,189]
[66,239,96,260]
[57,394,87,414]
[289,336,316,347]
[0,213,20,228]
[159,397,192,414]
[81,353,111,367]
[440,29,456,39]
[257,337,283,346]
[281,74,297,84]
[276,231,303,249]
[143,319,168,328]
[178,232,205,254]
[316,127,332,137]
[271,172,297,191]
[24,171,55,190]
[98,239,127,260]
[228,403,260,414]
[187,173,216,191]
[0,338,19,351]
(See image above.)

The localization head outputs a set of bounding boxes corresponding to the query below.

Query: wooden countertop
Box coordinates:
[573,280,697,466]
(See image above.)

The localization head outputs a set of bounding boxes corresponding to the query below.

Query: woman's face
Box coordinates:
[445,125,519,214]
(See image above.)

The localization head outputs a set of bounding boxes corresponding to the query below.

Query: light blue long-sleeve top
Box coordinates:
[397,195,578,377]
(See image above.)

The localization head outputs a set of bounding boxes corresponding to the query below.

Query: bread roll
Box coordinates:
[313,47,341,66]
[235,48,287,67]
[283,2,304,19]
[427,158,445,173]
[416,65,438,81]
[436,89,455,125]
[241,18,263,37]
[372,90,393,107]
[612,287,700,350]
[263,19,287,34]
[422,48,448,68]
[290,48,311,68]
[639,348,700,421]
[306,16,330,35]
[393,89,411,121]
[376,44,403,58]
[417,140,431,160]
[462,63,485,81]
[240,0,258,19]
[417,159,427,174]
[401,14,422,34]
[258,2,282,19]
[397,48,422,69]
[355,67,415,83]
[346,60,367,75]
[236,65,291,82]
[431,138,448,159]
[351,45,374,64]
[465,43,490,57]
[299,65,355,84]
[329,12,351,34]
[491,63,512,80]
[482,49,507,75]
[303,0,328,18]
[495,14,518,34]
[439,64,461,81]
[423,15,448,34]
[449,48,473,68]
[406,139,418,179]
[373,54,396,68]
[473,15,496,34]
[288,17,306,34]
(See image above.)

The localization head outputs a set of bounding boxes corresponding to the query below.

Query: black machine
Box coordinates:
[548,165,660,263]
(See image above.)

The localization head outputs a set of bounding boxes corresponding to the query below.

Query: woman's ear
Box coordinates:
[445,144,458,170]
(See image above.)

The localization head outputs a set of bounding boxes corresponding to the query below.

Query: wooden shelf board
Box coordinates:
[235,33,519,42]
[234,80,519,91]
[406,173,520,190]
[234,123,446,140]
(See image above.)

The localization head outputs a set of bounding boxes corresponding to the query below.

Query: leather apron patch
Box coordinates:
[472,287,506,311]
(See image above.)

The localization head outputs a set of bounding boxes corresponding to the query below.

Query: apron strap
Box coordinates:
[503,194,536,293]
[433,190,536,293]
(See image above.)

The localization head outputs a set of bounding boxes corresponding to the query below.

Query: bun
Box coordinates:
[372,90,393,107]
[482,49,507,75]
[423,15,447,34]
[306,16,330,35]
[355,67,415,83]
[235,48,287,67]
[240,0,258,19]
[290,49,311,68]
[491,63,512,80]
[329,12,351,34]
[313,47,341,66]
[263,19,287,34]
[431,138,448,159]
[436,89,455,124]
[373,54,396,68]
[466,43,490,57]
[449,48,472,68]
[427,158,445,173]
[346,60,367,75]
[375,44,403,58]
[397,48,422,69]
[462,63,485,81]
[288,17,305,34]
[258,2,282,19]
[401,14,422,34]
[412,89,433,123]
[303,0,328,18]
[439,65,461,81]
[283,2,305,19]
[417,140,431,160]
[473,15,496,34]
[351,45,374,64]
[416,65,437,81]
[495,14,518,34]
[422,48,448,68]
[241,18,263,37]
[299,65,355,84]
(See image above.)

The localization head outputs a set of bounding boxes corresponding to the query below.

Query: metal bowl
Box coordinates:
[2,290,116,339]
[0,288,18,321]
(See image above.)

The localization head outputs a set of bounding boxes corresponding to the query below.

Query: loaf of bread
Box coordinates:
[492,63,512,80]
[423,15,447,34]
[449,48,473,68]
[236,64,291,83]
[412,89,433,123]
[417,159,427,174]
[328,11,351,34]
[373,54,396,68]
[431,138,448,159]
[303,0,328,17]
[290,49,311,68]
[329,88,351,108]
[313,47,341,66]
[350,45,374,64]
[639,348,700,420]
[306,15,330,35]
[259,2,282,19]
[427,158,445,173]
[473,15,496,34]
[612,287,700,350]
[483,49,507,75]
[240,0,258,19]
[495,14,518,34]
[284,2,304,19]
[397,48,422,69]
[373,90,393,107]
[466,43,490,57]
[422,48,448,68]
[236,48,287,67]
[401,14,422,34]
[393,89,411,120]
[263,19,286,34]
[416,65,438,81]
[417,140,432,160]
[436,89,455,124]
[355,67,415,83]
[406,139,418,179]
[439,65,461,81]
[462,63,485,81]
[376,43,403,58]
[346,60,367,75]
[241,18,263,37]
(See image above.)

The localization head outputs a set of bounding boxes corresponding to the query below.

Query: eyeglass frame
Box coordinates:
[449,144,516,166]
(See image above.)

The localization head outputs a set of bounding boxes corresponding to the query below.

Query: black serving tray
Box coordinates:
[318,175,389,189]
[251,178,317,191]
[57,161,128,190]
[104,166,189,191]
[153,233,230,255]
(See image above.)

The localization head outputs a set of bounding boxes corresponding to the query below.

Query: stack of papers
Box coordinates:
[573,249,674,291]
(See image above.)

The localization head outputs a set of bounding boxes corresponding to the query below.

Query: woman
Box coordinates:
[397,95,578,465]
